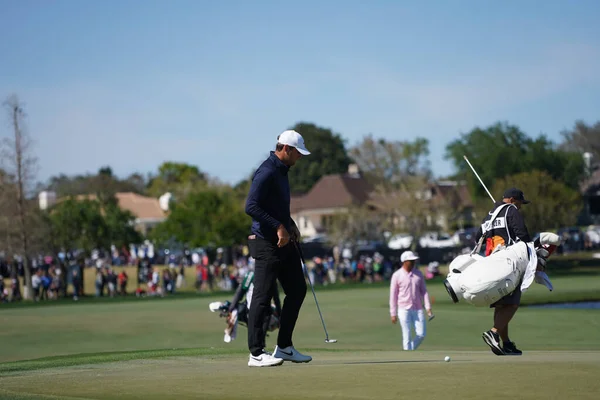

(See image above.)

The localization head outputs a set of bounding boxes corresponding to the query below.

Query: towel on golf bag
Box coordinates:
[533,271,553,291]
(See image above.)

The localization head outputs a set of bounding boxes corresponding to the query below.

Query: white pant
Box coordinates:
[397,309,426,350]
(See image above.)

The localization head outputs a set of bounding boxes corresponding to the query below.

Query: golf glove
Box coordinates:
[536,248,550,270]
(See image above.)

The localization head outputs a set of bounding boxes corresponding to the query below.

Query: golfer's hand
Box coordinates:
[391,316,398,324]
[427,309,433,318]
[277,225,290,247]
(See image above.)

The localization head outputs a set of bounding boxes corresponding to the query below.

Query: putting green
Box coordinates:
[1,350,599,399]
[1,273,599,399]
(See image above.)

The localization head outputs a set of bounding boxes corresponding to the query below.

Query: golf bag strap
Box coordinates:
[472,203,512,255]
[472,235,485,255]
[503,204,520,246]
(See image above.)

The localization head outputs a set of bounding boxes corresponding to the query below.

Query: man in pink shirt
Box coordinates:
[389,251,433,350]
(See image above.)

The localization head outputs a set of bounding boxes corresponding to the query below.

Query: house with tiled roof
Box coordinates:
[291,164,474,238]
[291,164,374,237]
[429,180,475,228]
[113,192,168,235]
[38,191,168,235]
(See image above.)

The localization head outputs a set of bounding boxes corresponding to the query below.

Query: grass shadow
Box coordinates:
[334,359,464,365]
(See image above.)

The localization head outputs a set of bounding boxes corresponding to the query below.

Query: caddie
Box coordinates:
[474,188,547,356]
[209,270,282,344]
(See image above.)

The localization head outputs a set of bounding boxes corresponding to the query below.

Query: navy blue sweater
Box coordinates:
[245,152,292,242]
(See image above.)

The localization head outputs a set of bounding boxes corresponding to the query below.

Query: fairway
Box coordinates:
[1,276,600,399]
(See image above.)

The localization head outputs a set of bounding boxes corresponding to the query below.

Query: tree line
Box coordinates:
[1,93,599,299]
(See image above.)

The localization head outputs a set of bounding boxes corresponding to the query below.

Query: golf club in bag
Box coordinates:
[294,241,337,344]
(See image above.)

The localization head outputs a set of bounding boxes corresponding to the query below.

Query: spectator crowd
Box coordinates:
[1,225,599,304]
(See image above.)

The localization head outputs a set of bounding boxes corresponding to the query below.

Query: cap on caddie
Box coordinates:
[503,188,530,204]
[401,251,419,262]
[277,130,311,155]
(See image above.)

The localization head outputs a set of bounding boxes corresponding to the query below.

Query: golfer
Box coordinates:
[389,251,433,351]
[244,130,312,367]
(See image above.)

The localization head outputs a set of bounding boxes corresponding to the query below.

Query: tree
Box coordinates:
[95,166,118,205]
[560,120,600,167]
[1,95,38,300]
[103,202,142,249]
[0,169,18,255]
[47,167,148,198]
[1,169,49,264]
[45,198,142,254]
[146,162,208,199]
[490,170,582,234]
[232,174,252,202]
[349,135,447,247]
[123,172,149,194]
[446,122,586,199]
[287,123,352,194]
[150,188,250,248]
[47,199,109,254]
[46,197,141,256]
[327,204,384,246]
[46,173,89,197]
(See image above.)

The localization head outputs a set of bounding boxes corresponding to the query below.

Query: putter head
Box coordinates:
[325,339,337,343]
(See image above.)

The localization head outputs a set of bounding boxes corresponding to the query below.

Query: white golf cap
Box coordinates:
[401,251,419,262]
[277,130,311,155]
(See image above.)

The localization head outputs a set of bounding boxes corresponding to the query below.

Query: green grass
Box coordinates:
[1,268,600,399]
[0,348,244,375]
[1,351,599,400]
[1,273,600,363]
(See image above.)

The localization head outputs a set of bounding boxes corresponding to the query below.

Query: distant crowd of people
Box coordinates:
[1,228,596,304]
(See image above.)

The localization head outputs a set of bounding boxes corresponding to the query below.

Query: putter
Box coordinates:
[295,241,337,344]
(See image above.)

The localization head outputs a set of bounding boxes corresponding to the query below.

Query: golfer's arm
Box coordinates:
[229,285,246,312]
[245,170,282,229]
[389,275,399,316]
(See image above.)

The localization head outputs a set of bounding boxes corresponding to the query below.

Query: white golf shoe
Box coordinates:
[248,351,284,367]
[273,345,312,363]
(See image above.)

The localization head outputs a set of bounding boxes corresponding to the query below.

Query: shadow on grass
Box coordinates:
[0,347,245,375]
[327,359,474,366]
[338,359,446,365]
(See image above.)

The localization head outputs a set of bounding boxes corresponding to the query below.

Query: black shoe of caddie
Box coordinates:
[503,341,523,356]
[482,330,505,355]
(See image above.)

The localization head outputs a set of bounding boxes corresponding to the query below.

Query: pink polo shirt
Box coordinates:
[389,267,431,316]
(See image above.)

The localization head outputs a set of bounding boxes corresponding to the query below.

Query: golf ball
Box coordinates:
[444,356,451,362]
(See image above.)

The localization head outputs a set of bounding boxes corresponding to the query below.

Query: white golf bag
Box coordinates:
[444,232,561,307]
[209,294,280,343]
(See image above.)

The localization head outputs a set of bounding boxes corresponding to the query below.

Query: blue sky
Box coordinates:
[1,0,599,186]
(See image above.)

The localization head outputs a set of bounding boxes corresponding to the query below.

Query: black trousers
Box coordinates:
[247,237,306,356]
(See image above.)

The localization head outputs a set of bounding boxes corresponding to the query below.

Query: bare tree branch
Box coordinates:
[2,94,38,300]
[350,136,451,248]
[560,120,600,163]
